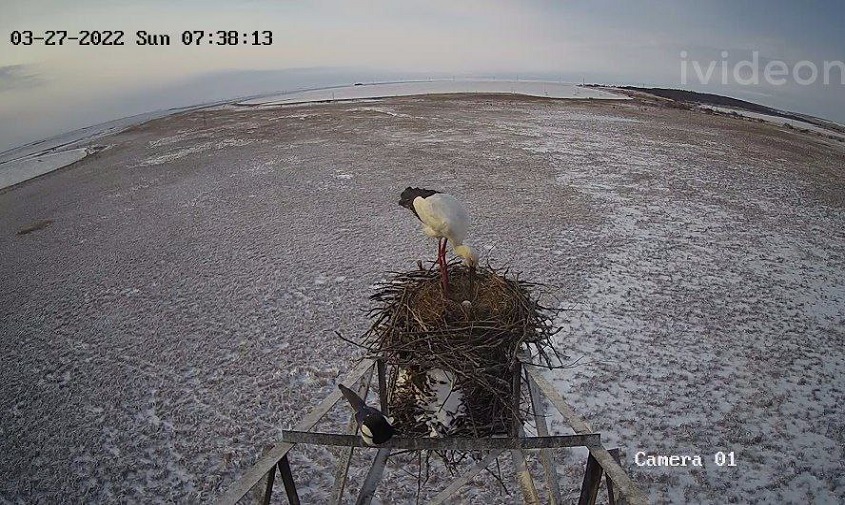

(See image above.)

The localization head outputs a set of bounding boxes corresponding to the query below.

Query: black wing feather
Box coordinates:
[398,187,440,220]
[338,384,366,410]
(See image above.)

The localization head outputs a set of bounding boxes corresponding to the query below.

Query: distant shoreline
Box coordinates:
[0,80,626,190]
[3,79,843,192]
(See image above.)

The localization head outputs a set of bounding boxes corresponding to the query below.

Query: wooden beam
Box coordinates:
[281,431,600,450]
[524,366,647,505]
[510,361,523,437]
[577,452,603,505]
[527,373,563,505]
[261,466,276,505]
[606,448,622,505]
[215,359,375,504]
[427,450,505,505]
[278,455,301,505]
[376,359,389,414]
[330,367,375,505]
[524,366,593,434]
[511,443,540,505]
[355,448,391,505]
[510,363,540,504]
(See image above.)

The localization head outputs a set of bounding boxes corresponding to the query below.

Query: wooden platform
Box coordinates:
[215,359,647,505]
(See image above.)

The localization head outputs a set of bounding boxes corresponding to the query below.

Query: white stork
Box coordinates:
[399,187,478,292]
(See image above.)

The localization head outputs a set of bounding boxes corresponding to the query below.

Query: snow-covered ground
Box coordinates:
[701,105,845,141]
[1,95,843,504]
[0,109,194,190]
[237,80,626,106]
[0,149,94,190]
[0,81,622,192]
[522,109,845,503]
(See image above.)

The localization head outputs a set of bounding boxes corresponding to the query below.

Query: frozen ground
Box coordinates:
[0,81,623,192]
[1,94,843,504]
[0,149,95,190]
[0,108,206,167]
[701,105,845,141]
[0,102,243,189]
[236,80,625,106]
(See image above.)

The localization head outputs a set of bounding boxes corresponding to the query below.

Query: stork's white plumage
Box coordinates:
[399,187,478,291]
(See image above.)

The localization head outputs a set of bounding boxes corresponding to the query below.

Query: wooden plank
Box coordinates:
[510,361,523,437]
[607,448,622,505]
[281,431,601,450]
[527,374,563,505]
[427,450,505,505]
[330,367,375,505]
[584,446,643,505]
[355,448,391,505]
[278,455,301,505]
[577,452,603,505]
[524,366,593,434]
[524,366,647,505]
[261,467,276,505]
[215,359,375,505]
[376,359,389,414]
[511,363,540,504]
[511,444,540,505]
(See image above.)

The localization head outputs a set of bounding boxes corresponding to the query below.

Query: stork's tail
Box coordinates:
[338,384,366,410]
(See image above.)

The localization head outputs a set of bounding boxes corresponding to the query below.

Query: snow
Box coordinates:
[0,107,207,166]
[411,369,466,437]
[1,94,843,504]
[0,148,92,190]
[514,107,845,503]
[0,81,624,191]
[137,138,257,167]
[701,105,845,140]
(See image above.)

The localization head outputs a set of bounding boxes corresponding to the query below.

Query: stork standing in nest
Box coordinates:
[399,187,478,293]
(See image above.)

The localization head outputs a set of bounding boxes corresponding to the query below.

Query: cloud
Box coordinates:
[0,65,43,91]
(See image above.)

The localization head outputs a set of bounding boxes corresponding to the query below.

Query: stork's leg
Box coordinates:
[436,239,445,279]
[436,238,446,287]
[437,238,443,269]
[436,238,445,270]
[441,238,450,293]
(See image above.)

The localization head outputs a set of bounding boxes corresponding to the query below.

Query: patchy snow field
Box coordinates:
[1,94,843,504]
[701,105,845,141]
[0,81,623,192]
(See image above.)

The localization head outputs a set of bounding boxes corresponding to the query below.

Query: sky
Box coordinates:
[1,0,844,152]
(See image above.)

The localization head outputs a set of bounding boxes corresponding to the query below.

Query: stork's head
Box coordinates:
[453,245,478,268]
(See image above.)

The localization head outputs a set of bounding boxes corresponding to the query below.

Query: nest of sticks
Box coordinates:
[351,261,561,439]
